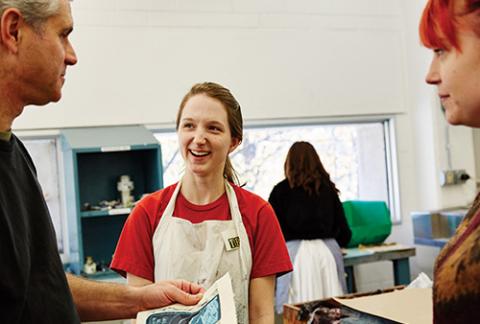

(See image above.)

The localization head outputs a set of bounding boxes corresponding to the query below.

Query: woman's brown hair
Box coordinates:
[284,141,339,196]
[176,82,243,184]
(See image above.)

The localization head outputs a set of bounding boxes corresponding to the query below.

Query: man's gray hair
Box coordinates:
[0,0,61,29]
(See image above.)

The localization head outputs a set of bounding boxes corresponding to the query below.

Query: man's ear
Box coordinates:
[0,8,23,53]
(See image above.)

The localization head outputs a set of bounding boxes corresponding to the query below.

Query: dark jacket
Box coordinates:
[268,179,351,247]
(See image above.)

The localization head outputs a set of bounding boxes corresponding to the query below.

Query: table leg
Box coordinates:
[344,266,356,293]
[393,258,411,285]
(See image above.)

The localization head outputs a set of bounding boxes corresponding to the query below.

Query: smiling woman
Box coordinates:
[111,82,292,324]
[176,82,244,185]
[176,93,240,185]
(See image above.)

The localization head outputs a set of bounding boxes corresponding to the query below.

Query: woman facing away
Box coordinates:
[111,82,292,323]
[268,141,351,312]
[420,0,480,322]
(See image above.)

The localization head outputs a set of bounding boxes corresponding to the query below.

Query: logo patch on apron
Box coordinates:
[222,229,240,251]
[228,237,240,249]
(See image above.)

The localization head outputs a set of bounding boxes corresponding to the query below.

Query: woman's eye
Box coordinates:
[183,123,194,129]
[433,48,444,56]
[209,126,221,132]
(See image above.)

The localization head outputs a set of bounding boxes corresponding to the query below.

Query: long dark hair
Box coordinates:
[284,141,339,196]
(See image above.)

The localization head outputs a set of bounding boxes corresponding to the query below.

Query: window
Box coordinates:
[154,118,400,222]
[21,137,67,256]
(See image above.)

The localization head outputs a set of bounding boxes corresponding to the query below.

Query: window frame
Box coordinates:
[149,115,402,223]
[16,130,71,262]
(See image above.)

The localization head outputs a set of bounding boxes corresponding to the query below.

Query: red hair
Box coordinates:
[419,0,480,51]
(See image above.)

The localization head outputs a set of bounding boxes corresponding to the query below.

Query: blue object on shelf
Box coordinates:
[411,209,466,248]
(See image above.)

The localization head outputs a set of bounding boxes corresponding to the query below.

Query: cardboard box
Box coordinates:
[412,209,466,240]
[283,286,404,324]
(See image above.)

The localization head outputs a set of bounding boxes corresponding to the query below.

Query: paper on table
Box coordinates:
[343,244,413,256]
[136,273,237,324]
[334,288,432,324]
[342,249,374,258]
[361,243,412,253]
[407,272,433,289]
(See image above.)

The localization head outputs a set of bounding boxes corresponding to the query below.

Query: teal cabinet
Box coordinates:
[61,126,163,278]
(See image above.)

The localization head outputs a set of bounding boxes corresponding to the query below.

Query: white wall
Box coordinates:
[474,129,480,187]
[13,0,479,292]
[15,0,407,129]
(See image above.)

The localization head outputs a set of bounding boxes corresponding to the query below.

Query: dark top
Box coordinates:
[268,179,351,247]
[433,192,480,323]
[0,135,79,323]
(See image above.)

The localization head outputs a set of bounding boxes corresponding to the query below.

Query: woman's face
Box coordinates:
[425,30,480,127]
[177,94,239,179]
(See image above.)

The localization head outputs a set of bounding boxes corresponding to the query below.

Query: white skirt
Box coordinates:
[288,239,343,304]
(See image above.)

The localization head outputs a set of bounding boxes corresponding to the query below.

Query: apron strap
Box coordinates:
[159,181,182,224]
[224,182,253,280]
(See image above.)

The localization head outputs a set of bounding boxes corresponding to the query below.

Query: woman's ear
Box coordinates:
[229,137,241,153]
[0,8,23,54]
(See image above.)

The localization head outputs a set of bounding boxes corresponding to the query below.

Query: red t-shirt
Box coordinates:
[111,183,292,282]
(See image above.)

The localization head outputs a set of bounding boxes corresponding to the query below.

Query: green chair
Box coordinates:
[342,200,392,248]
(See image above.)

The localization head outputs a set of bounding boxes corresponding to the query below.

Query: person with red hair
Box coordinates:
[420,0,480,322]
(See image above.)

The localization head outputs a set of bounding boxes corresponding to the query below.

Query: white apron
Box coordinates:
[153,181,252,323]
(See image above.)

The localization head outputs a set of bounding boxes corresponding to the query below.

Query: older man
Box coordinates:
[0,1,203,322]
